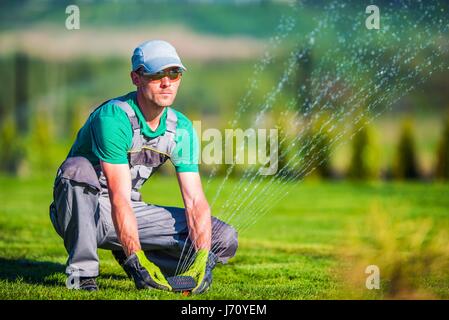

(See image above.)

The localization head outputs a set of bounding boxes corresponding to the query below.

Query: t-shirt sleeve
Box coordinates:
[90,106,133,164]
[171,116,199,173]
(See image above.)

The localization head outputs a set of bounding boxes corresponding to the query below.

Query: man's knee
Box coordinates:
[212,219,238,263]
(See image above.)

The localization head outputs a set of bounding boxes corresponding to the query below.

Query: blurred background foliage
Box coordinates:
[0,0,448,181]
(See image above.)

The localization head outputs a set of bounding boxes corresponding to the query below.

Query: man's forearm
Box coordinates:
[110,197,141,256]
[186,199,212,250]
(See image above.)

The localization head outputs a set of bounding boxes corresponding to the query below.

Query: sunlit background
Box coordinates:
[0,0,447,180]
[1,0,449,299]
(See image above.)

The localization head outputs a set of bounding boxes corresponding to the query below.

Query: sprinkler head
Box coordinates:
[166,276,196,292]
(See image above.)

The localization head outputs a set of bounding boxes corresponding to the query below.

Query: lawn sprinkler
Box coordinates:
[167,276,196,295]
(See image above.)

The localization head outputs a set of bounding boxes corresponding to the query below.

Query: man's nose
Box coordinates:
[160,77,171,88]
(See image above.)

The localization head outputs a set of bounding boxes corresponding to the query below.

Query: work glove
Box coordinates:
[180,249,217,294]
[122,250,172,291]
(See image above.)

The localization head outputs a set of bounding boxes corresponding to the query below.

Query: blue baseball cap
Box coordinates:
[131,40,187,74]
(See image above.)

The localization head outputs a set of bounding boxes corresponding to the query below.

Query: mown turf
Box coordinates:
[1,173,448,300]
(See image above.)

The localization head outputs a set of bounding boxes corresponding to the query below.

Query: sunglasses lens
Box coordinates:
[142,69,182,81]
[168,71,181,80]
[151,73,165,81]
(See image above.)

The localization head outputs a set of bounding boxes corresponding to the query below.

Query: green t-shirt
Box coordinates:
[68,91,199,173]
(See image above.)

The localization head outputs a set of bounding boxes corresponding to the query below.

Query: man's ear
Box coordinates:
[130,71,140,86]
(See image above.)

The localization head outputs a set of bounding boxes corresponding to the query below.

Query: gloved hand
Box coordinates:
[180,249,217,294]
[123,250,172,291]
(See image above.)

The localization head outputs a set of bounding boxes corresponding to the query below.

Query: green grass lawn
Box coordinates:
[1,173,449,300]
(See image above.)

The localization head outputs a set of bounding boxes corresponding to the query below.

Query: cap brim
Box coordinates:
[155,63,187,73]
[137,57,187,74]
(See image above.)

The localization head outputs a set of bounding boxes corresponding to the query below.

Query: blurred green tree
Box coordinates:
[348,122,380,180]
[393,118,420,180]
[299,127,332,179]
[14,52,30,134]
[67,100,88,141]
[275,128,293,178]
[0,117,27,175]
[27,112,55,172]
[435,114,449,180]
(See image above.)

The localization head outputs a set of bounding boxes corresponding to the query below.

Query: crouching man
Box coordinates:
[49,40,238,293]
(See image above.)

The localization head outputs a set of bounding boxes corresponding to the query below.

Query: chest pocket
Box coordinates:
[128,139,171,191]
[128,137,170,167]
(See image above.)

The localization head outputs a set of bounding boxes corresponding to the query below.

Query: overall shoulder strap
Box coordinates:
[156,107,178,156]
[166,107,178,134]
[109,99,140,132]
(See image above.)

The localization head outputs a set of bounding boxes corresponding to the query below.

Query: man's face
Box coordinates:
[131,67,182,107]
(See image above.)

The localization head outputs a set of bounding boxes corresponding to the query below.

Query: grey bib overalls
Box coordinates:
[49,99,238,277]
